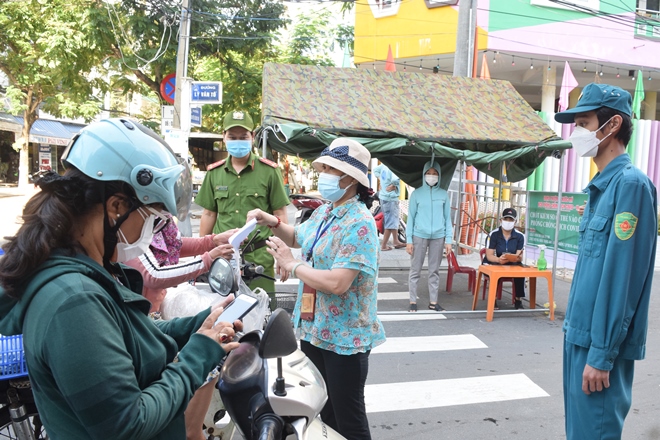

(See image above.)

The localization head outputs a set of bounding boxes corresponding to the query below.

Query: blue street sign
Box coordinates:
[190,82,222,104]
[191,107,202,127]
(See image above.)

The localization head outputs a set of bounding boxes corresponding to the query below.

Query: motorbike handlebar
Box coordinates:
[255,414,285,440]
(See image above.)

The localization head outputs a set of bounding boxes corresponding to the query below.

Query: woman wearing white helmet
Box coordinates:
[0,119,241,440]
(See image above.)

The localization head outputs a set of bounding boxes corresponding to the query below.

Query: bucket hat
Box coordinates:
[555,83,632,124]
[312,138,371,187]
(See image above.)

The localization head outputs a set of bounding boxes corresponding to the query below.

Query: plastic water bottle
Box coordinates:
[537,245,547,271]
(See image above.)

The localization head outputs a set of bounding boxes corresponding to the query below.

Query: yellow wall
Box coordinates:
[354,1,487,65]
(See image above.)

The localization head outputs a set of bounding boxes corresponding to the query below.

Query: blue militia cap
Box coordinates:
[554,83,632,124]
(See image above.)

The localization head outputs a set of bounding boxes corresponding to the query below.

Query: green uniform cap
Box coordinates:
[223,110,254,131]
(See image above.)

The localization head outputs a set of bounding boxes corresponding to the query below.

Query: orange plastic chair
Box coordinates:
[446,250,476,292]
[479,248,517,304]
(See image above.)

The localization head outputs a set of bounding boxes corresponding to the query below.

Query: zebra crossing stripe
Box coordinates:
[377,291,409,300]
[365,374,549,413]
[371,335,487,354]
[378,313,447,321]
[276,277,398,286]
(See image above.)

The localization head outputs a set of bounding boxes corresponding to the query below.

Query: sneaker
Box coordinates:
[514,300,524,310]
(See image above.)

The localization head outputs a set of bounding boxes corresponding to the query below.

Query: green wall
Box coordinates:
[488,0,636,32]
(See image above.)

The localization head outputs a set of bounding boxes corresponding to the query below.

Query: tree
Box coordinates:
[103,0,287,105]
[0,0,112,187]
[191,9,351,132]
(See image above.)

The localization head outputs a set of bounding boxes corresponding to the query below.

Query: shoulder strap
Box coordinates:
[258,157,278,168]
[207,159,226,171]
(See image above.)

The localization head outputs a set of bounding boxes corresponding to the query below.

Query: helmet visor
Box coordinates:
[174,162,193,220]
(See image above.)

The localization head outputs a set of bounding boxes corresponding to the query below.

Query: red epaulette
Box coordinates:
[258,157,279,168]
[207,159,226,171]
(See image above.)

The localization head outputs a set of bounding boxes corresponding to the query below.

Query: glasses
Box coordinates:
[140,206,170,233]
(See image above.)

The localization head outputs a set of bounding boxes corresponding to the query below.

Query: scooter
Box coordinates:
[289,193,326,226]
[290,192,407,243]
[205,257,346,440]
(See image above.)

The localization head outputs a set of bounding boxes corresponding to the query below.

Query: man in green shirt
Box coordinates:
[195,110,290,294]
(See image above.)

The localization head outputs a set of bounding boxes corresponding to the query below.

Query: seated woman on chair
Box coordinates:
[482,207,525,309]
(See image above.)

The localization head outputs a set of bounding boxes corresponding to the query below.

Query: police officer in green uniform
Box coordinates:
[555,83,657,440]
[195,110,290,294]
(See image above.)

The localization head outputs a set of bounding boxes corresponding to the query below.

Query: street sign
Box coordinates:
[160,73,176,104]
[161,105,174,135]
[191,107,202,127]
[164,129,189,157]
[191,81,222,104]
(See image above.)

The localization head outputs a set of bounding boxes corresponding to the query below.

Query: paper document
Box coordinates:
[229,218,257,250]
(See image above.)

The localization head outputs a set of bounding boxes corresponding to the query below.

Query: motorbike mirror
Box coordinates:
[259,309,297,359]
[208,258,237,296]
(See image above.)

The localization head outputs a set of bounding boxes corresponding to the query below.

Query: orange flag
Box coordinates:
[385,45,396,72]
[479,53,490,79]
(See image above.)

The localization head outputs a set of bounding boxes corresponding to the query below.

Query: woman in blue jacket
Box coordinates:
[406,161,453,312]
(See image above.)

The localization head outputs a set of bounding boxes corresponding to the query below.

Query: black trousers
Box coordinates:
[300,340,372,440]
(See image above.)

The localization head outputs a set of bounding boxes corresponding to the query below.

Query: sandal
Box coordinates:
[409,303,417,312]
[429,303,445,312]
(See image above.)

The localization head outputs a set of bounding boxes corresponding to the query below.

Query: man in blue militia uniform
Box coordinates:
[195,111,290,294]
[555,83,657,439]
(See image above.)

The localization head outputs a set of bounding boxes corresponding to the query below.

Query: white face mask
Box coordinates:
[501,220,515,231]
[425,175,439,186]
[114,207,156,263]
[568,117,613,158]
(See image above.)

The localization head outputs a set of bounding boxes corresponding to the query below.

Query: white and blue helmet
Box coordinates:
[62,118,192,220]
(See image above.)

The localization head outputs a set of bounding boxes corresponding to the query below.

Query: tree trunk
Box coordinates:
[18,88,40,189]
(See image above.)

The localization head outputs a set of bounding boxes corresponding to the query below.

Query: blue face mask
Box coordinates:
[318,172,352,203]
[225,140,252,158]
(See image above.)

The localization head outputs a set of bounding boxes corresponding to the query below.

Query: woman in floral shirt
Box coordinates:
[247,138,385,440]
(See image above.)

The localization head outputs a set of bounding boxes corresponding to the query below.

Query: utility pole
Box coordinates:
[453,0,477,78]
[173,0,191,132]
[172,0,193,236]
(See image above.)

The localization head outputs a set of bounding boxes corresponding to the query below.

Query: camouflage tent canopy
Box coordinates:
[260,63,571,189]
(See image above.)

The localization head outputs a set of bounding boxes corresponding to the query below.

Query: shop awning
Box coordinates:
[11,116,75,146]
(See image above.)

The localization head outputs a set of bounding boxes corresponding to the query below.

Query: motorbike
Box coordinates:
[290,192,407,243]
[203,257,346,440]
[289,193,326,226]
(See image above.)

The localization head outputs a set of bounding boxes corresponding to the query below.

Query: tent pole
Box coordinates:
[551,151,566,291]
[453,161,464,251]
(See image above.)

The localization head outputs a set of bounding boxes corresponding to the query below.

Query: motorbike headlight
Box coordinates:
[221,342,262,384]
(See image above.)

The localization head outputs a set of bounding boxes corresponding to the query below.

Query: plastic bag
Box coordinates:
[161,283,219,320]
[238,280,270,333]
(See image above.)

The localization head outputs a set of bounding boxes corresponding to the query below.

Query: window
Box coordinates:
[368,0,402,18]
[636,0,660,39]
[638,0,660,13]
[530,0,600,11]
[425,0,459,8]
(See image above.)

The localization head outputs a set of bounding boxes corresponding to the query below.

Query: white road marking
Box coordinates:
[365,374,549,413]
[371,334,487,354]
[377,277,397,284]
[378,313,447,321]
[276,277,398,286]
[377,291,409,300]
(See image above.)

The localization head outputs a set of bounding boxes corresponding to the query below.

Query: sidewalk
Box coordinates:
[0,186,38,246]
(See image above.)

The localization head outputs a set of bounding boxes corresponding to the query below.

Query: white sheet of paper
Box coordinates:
[229,218,257,250]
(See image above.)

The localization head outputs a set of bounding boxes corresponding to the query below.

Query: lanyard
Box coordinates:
[306,216,335,263]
